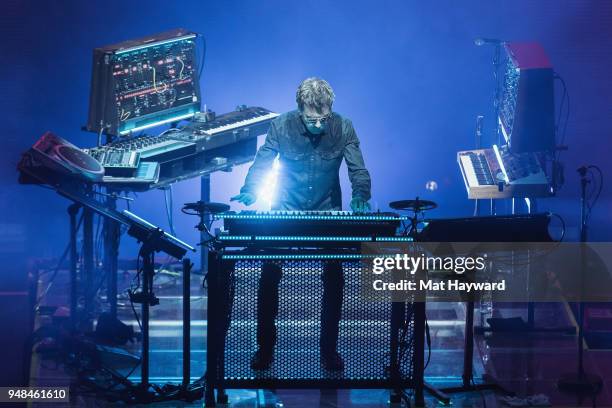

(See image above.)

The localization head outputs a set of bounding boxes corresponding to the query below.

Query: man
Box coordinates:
[231,77,371,371]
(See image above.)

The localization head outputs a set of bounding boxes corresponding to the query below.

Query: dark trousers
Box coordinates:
[256,261,344,356]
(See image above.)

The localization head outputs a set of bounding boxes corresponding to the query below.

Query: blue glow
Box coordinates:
[257,158,280,209]
[222,254,391,260]
[375,236,413,241]
[218,235,411,242]
[254,235,370,241]
[115,34,197,55]
[119,110,196,135]
[216,213,407,221]
[218,235,252,240]
[17,0,607,275]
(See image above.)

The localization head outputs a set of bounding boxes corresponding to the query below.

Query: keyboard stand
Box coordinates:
[475,197,575,336]
[441,300,514,398]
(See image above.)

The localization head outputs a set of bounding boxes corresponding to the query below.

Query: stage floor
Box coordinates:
[27,261,612,407]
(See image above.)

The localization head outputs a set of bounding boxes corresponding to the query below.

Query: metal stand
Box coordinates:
[474,115,484,217]
[83,207,94,322]
[129,230,163,400]
[557,167,603,393]
[388,198,441,405]
[140,246,156,396]
[103,196,120,319]
[475,197,575,336]
[175,257,205,402]
[68,193,121,327]
[67,203,96,330]
[413,301,438,406]
[389,302,430,406]
[68,204,80,330]
[440,300,513,397]
[183,258,192,388]
[200,175,211,273]
[20,163,200,402]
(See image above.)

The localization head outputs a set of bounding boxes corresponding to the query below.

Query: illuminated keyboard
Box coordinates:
[216,211,407,242]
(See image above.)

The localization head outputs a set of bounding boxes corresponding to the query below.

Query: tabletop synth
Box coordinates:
[215,210,410,247]
[458,145,552,199]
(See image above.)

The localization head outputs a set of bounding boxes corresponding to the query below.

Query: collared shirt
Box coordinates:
[240,110,371,211]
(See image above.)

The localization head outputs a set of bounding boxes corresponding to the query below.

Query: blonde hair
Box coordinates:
[296,77,335,112]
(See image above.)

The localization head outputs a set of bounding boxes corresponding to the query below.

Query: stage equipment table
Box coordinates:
[204,246,425,407]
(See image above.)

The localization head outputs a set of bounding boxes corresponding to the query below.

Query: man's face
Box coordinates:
[301,105,332,135]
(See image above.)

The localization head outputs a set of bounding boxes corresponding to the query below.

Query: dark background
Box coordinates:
[1,0,611,383]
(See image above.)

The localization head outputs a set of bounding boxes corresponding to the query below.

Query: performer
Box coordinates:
[231,77,371,371]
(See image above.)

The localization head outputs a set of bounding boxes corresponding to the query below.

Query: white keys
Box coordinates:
[459,154,480,188]
[204,112,279,135]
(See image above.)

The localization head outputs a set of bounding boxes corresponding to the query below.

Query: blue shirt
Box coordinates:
[240,110,371,210]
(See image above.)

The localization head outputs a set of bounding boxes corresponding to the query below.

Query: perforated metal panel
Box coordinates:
[221,259,415,384]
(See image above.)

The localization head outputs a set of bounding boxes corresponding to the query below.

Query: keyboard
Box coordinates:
[459,152,496,187]
[86,106,277,189]
[190,107,279,135]
[171,106,279,152]
[458,146,551,199]
[215,211,408,244]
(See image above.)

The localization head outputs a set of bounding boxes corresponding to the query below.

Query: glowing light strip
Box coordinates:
[254,236,371,241]
[119,112,196,135]
[217,214,407,221]
[218,235,252,240]
[222,254,392,260]
[375,236,413,242]
[126,375,466,382]
[219,235,413,242]
[115,34,197,55]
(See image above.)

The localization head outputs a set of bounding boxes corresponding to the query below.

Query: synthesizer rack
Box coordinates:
[498,42,555,153]
[87,29,201,136]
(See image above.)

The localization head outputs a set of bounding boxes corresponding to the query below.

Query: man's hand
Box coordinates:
[350,197,371,213]
[230,192,257,206]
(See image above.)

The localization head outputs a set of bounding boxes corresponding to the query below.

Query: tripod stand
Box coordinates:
[127,228,203,403]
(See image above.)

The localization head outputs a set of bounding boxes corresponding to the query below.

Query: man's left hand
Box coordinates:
[350,198,371,213]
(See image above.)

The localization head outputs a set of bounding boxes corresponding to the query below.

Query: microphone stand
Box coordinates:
[557,167,603,394]
[474,115,484,217]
